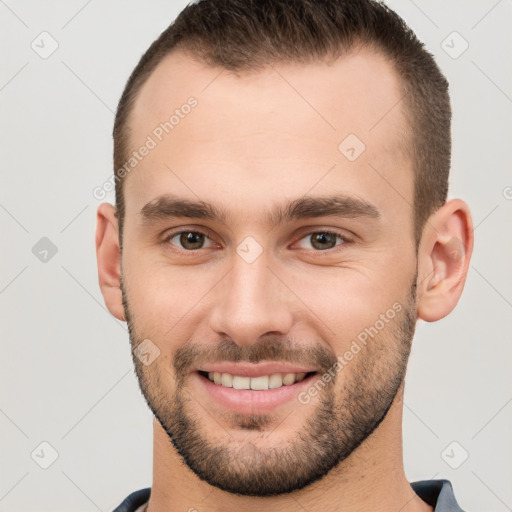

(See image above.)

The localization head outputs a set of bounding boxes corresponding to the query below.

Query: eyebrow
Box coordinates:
[139,193,380,227]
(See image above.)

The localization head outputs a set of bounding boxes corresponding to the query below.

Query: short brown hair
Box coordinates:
[113,0,451,247]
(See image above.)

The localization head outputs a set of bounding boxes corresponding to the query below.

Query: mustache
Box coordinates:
[173,336,338,377]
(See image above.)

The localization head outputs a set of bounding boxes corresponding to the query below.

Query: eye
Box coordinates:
[165,230,215,251]
[296,231,346,251]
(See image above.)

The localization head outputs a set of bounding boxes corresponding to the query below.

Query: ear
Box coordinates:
[416,199,474,322]
[95,203,126,321]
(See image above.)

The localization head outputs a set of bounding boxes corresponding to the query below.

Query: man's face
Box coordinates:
[120,48,418,496]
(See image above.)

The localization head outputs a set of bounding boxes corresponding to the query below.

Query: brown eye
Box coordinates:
[297,231,344,251]
[167,231,213,251]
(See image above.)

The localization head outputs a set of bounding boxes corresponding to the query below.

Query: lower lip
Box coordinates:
[194,372,317,414]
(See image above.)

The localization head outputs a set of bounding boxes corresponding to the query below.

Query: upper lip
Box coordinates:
[197,362,317,378]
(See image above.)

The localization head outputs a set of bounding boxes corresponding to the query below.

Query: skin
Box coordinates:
[96,47,473,512]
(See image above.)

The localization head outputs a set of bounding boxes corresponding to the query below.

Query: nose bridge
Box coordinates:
[209,252,293,345]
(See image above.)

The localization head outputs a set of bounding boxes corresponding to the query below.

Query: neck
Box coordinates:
[146,384,432,512]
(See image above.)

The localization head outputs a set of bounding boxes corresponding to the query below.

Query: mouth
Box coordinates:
[197,370,317,390]
[193,365,320,414]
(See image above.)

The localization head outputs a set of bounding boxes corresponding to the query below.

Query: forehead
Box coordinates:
[124,47,412,224]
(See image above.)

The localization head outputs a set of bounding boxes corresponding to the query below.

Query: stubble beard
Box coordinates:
[121,278,417,496]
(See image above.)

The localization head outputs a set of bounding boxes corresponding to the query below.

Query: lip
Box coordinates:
[196,362,317,378]
[193,370,318,414]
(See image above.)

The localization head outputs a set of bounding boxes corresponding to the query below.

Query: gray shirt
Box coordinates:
[112,479,466,511]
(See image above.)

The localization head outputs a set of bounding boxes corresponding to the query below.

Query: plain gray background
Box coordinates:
[1,0,511,510]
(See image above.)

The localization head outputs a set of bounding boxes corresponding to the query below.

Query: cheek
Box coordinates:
[282,261,414,343]
[123,259,219,339]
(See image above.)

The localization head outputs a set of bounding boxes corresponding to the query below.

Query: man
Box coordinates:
[96,0,473,510]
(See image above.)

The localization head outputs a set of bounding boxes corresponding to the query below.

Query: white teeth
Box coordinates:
[206,371,311,390]
[250,375,269,390]
[221,373,233,387]
[269,373,283,388]
[233,376,251,390]
[282,373,296,385]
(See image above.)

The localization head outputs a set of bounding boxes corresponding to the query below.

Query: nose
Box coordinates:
[208,255,294,346]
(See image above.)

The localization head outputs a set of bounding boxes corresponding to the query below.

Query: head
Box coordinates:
[97,0,473,497]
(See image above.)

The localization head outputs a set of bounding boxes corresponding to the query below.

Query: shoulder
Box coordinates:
[411,479,467,512]
[112,487,151,512]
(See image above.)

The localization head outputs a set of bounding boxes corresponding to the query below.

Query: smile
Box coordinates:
[199,370,315,390]
[194,364,320,413]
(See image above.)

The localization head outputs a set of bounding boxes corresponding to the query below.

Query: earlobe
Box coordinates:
[417,199,474,322]
[95,203,126,321]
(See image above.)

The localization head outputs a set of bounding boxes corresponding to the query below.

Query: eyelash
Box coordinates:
[162,228,350,254]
